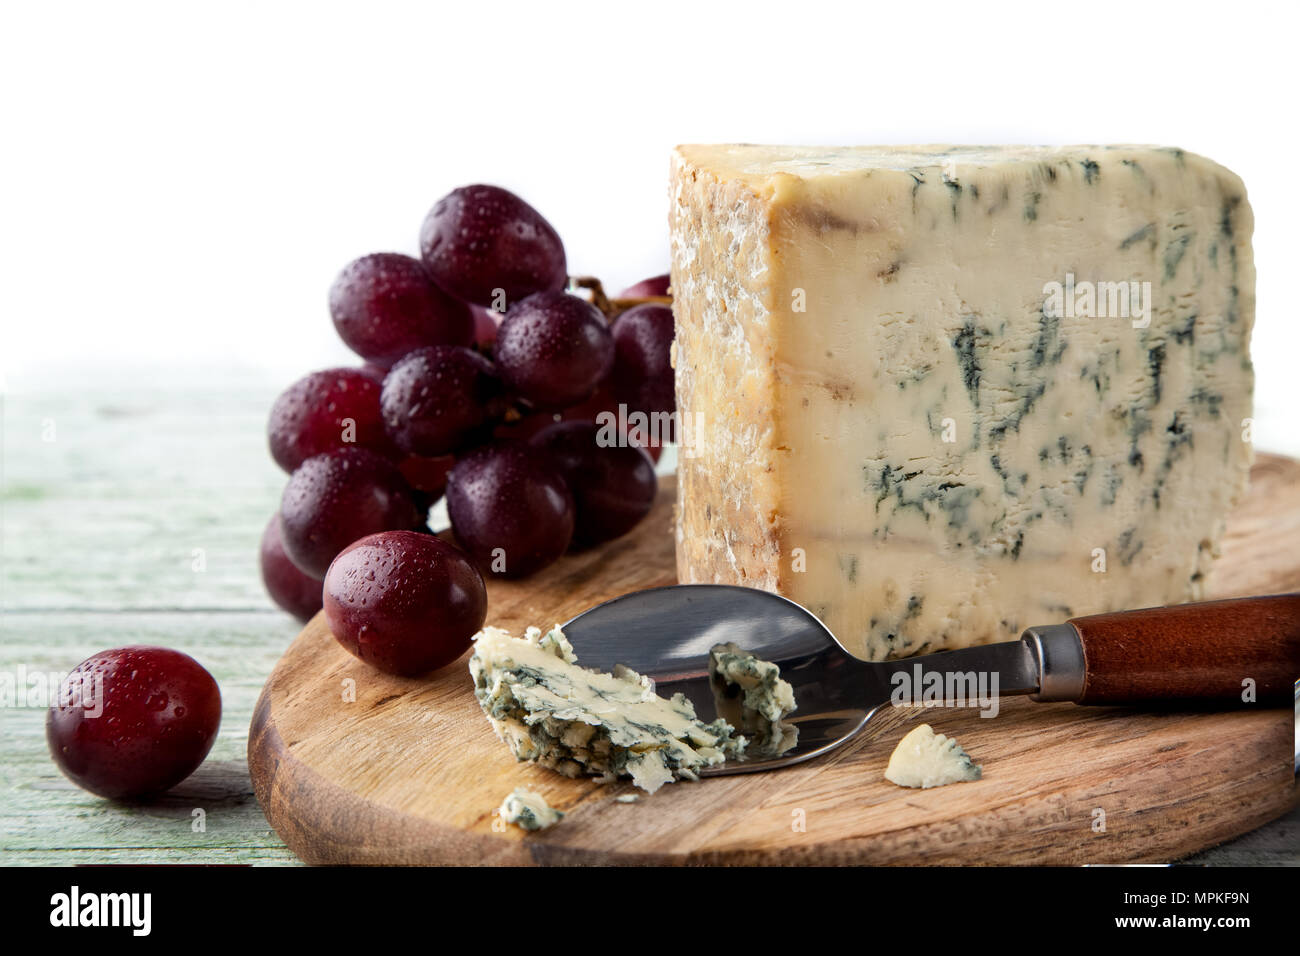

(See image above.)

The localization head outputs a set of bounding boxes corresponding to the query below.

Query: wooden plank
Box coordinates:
[1182,803,1300,866]
[4,847,299,865]
[0,611,299,863]
[3,385,285,611]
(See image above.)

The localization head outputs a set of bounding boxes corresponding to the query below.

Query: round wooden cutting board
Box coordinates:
[249,455,1300,865]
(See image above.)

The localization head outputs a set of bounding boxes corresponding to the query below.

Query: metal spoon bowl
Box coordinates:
[561,584,924,774]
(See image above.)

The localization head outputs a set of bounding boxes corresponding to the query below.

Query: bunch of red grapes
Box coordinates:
[260,183,675,675]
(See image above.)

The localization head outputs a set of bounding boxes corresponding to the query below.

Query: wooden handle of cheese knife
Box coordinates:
[1066,593,1300,705]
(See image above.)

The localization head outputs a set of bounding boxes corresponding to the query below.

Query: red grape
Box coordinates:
[397,452,456,499]
[558,380,616,422]
[446,442,574,578]
[260,513,324,621]
[330,252,474,367]
[323,531,487,675]
[611,303,675,419]
[529,420,657,546]
[494,292,614,409]
[526,383,664,463]
[380,346,507,457]
[618,274,670,298]
[493,409,561,443]
[280,447,422,579]
[268,368,395,473]
[472,305,503,348]
[419,185,567,307]
[47,646,222,800]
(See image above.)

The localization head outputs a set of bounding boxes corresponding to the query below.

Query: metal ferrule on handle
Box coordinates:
[1022,624,1085,703]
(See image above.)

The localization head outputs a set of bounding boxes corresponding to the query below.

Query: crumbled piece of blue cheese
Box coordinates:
[884,723,982,789]
[498,787,563,831]
[469,625,745,793]
[671,145,1254,660]
[708,642,798,756]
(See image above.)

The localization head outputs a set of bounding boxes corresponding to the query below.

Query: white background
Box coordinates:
[2,0,1297,452]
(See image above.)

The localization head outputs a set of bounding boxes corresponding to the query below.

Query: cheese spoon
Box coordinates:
[561,586,1298,775]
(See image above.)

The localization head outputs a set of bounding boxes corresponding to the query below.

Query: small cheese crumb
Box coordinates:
[498,787,564,831]
[884,723,982,789]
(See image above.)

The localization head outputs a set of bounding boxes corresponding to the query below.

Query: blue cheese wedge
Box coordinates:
[498,787,563,831]
[884,723,982,789]
[672,145,1254,661]
[708,642,798,756]
[469,625,746,793]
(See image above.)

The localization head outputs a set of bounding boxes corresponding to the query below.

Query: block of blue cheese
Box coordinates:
[670,145,1254,660]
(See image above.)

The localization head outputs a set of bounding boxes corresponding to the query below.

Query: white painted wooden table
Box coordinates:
[1,371,1295,865]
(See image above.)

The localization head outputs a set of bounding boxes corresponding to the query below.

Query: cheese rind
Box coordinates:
[884,723,982,789]
[671,144,1254,660]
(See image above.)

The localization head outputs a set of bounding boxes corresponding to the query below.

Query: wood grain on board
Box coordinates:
[248,456,1300,865]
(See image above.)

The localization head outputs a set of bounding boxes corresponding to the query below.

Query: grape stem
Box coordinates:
[569,276,672,322]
